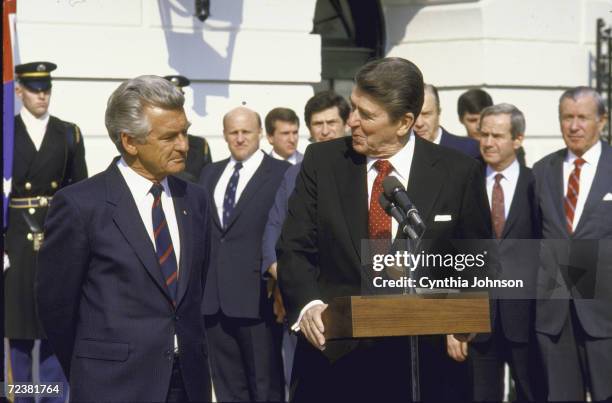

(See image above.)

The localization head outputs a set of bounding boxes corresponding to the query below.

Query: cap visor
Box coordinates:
[22,80,52,91]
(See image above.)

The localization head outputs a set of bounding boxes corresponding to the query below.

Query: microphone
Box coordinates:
[378,194,419,240]
[382,176,426,237]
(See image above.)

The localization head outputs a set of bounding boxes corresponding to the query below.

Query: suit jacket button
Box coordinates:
[28,208,36,215]
[25,182,32,190]
[51,181,58,189]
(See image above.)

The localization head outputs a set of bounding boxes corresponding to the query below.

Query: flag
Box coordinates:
[3,0,16,230]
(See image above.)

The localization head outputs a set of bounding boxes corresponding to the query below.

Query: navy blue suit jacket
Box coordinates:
[36,161,212,402]
[199,152,290,319]
[439,127,481,159]
[261,162,301,276]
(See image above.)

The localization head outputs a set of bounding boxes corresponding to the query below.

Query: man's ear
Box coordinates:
[15,84,23,99]
[121,132,139,156]
[397,112,415,137]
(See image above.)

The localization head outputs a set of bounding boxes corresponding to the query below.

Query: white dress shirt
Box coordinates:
[116,158,182,349]
[292,133,416,332]
[20,107,49,151]
[271,149,299,165]
[563,141,602,232]
[432,127,442,145]
[213,149,265,224]
[486,159,520,219]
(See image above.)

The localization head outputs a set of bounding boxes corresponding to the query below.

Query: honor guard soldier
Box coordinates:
[5,61,87,398]
[163,75,213,182]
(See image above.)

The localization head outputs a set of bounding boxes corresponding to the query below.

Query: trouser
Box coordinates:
[8,339,68,403]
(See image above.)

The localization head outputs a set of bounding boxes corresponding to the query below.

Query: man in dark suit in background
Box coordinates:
[36,75,212,402]
[533,86,612,401]
[277,57,491,402]
[453,103,540,401]
[265,107,303,165]
[199,106,289,401]
[414,83,480,158]
[5,61,87,401]
[163,75,213,182]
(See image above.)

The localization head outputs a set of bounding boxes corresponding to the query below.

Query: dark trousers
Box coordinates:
[8,339,68,403]
[291,337,413,403]
[469,321,539,402]
[166,354,189,403]
[537,305,612,401]
[204,312,283,402]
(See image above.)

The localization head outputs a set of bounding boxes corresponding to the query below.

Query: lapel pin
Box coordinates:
[183,210,188,215]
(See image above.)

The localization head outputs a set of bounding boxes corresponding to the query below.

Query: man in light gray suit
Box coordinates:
[533,86,612,401]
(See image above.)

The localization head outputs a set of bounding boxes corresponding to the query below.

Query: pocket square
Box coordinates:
[434,214,452,222]
[604,193,612,201]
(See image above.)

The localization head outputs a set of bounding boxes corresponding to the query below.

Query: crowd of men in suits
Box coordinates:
[4,58,611,402]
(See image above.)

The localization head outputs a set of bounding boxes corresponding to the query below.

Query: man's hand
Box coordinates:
[267,262,278,280]
[447,334,469,362]
[299,303,328,351]
[272,284,286,324]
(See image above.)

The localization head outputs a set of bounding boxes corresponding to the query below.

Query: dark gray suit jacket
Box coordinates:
[533,141,612,338]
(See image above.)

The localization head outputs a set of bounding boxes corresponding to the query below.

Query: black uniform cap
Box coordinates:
[15,61,57,91]
[163,75,191,88]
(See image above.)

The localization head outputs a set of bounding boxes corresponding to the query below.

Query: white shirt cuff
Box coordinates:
[290,300,325,332]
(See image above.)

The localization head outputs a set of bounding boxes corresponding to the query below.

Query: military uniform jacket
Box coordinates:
[4,114,87,339]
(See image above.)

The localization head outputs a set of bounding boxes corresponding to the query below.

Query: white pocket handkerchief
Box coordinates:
[603,193,612,201]
[434,214,452,222]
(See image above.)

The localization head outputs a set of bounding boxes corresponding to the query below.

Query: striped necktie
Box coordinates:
[150,183,178,305]
[223,162,243,228]
[491,173,505,239]
[564,158,586,234]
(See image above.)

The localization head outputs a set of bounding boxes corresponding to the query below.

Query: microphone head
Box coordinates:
[382,176,404,198]
[378,193,391,212]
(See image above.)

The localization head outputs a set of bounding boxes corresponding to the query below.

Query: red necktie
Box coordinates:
[564,158,586,234]
[491,173,505,239]
[369,160,393,239]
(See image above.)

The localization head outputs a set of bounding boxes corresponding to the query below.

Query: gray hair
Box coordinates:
[559,86,607,118]
[105,75,185,153]
[479,103,526,140]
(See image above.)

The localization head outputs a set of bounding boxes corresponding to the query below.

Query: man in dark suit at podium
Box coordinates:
[36,75,212,402]
[277,57,491,402]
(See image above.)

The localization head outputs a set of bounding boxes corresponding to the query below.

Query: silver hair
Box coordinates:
[559,86,607,118]
[105,75,184,153]
[479,103,526,140]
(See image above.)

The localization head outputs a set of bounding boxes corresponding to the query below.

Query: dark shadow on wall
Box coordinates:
[157,0,244,118]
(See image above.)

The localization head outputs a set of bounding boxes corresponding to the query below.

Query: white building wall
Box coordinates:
[383,0,612,166]
[15,0,320,175]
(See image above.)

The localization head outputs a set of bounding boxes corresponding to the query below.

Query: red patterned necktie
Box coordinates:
[369,160,394,239]
[150,183,178,306]
[491,173,505,239]
[564,158,586,234]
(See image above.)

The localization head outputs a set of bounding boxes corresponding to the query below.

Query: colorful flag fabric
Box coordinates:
[3,0,16,229]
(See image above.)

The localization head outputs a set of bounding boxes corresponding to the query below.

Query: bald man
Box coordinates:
[199,107,289,401]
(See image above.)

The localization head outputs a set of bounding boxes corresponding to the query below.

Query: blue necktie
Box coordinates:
[223,162,243,228]
[150,183,178,305]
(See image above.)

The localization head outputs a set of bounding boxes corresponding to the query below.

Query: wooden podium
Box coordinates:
[321,291,491,340]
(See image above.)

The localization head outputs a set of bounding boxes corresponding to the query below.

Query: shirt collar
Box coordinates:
[566,140,602,167]
[117,157,170,200]
[432,127,442,144]
[486,158,520,183]
[230,148,264,169]
[366,131,414,184]
[21,106,49,128]
[270,149,297,165]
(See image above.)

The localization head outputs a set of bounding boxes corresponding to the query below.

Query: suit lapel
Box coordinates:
[223,154,274,232]
[501,165,527,238]
[168,177,192,307]
[107,163,172,301]
[333,146,368,259]
[13,116,37,174]
[406,136,444,224]
[208,160,227,231]
[575,143,612,235]
[544,150,567,234]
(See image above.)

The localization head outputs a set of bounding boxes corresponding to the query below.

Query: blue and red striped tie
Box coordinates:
[150,183,178,305]
[564,158,585,234]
